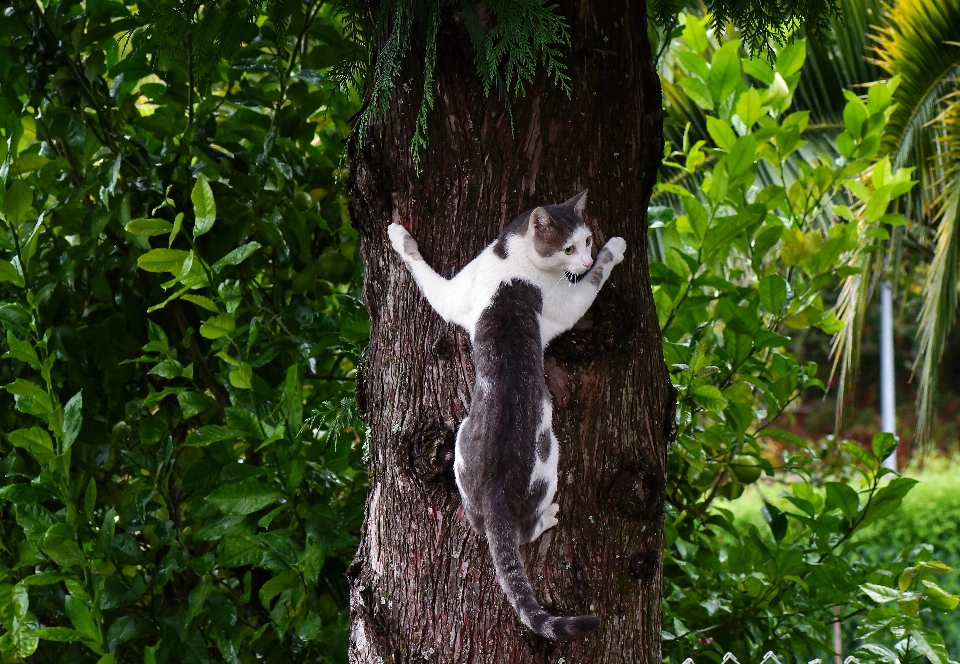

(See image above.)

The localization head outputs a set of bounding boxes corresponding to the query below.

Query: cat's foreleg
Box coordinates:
[388,223,471,326]
[585,237,626,291]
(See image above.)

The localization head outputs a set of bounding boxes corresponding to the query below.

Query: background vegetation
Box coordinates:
[1,0,959,663]
[0,1,368,661]
[653,14,958,662]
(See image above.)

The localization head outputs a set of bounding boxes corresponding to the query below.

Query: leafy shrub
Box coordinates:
[0,2,368,662]
[655,14,958,663]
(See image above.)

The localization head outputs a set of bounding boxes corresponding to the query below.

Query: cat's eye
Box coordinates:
[585,237,592,247]
[564,246,574,255]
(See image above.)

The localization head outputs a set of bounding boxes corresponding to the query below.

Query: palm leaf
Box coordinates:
[830,213,880,429]
[869,0,960,448]
[873,0,960,214]
[913,99,960,448]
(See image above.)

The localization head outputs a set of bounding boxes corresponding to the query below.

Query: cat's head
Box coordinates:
[526,190,594,276]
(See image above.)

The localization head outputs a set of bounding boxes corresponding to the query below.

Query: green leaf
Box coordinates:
[861,582,899,603]
[207,479,282,515]
[701,213,760,261]
[41,524,86,568]
[735,88,763,127]
[742,57,774,85]
[690,385,727,411]
[31,627,84,642]
[863,184,892,222]
[706,117,737,150]
[169,212,183,248]
[758,274,788,313]
[681,14,709,53]
[724,134,758,180]
[0,259,23,287]
[8,428,54,464]
[125,218,173,236]
[230,363,253,390]
[3,378,43,396]
[200,312,235,339]
[184,425,244,447]
[842,90,868,139]
[62,391,82,452]
[64,594,100,644]
[212,241,261,271]
[4,332,41,369]
[708,40,743,107]
[780,227,820,266]
[4,179,33,225]
[182,294,219,312]
[754,330,791,348]
[192,175,216,237]
[825,482,860,520]
[922,581,960,610]
[871,432,898,461]
[856,478,919,532]
[775,40,806,77]
[678,78,714,111]
[910,629,949,664]
[137,249,189,273]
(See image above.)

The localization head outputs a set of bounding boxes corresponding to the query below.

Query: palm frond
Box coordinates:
[873,0,960,211]
[830,223,880,430]
[913,100,960,449]
[871,0,960,447]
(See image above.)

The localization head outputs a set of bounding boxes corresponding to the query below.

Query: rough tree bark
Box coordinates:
[347,2,670,662]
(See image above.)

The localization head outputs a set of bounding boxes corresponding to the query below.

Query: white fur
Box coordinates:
[387,219,625,349]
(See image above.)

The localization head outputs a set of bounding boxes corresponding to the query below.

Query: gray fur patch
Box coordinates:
[535,428,552,462]
[403,236,422,261]
[587,247,614,286]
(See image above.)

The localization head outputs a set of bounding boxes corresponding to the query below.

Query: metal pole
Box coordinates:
[880,280,897,471]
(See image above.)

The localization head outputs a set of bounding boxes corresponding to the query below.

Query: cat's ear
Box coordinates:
[530,207,553,230]
[563,190,588,219]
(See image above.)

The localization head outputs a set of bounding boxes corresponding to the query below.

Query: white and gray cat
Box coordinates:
[388,191,625,640]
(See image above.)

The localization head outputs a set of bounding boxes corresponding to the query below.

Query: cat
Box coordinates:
[387,190,625,640]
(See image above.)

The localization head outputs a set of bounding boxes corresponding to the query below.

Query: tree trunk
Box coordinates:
[347,2,670,662]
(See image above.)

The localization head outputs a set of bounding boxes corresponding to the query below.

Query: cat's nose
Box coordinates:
[583,258,593,269]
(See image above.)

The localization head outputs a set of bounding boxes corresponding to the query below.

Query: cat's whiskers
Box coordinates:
[547,270,572,295]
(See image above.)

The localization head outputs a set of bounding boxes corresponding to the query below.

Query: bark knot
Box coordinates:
[398,419,456,490]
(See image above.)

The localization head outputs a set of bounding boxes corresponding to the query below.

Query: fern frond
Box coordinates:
[411,2,441,170]
[706,0,838,58]
[330,0,371,94]
[460,0,571,97]
[353,0,413,142]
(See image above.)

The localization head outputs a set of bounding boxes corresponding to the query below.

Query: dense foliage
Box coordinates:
[0,1,368,662]
[654,15,958,663]
[1,1,958,663]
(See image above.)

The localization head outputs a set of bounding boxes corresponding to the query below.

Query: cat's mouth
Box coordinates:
[565,270,587,283]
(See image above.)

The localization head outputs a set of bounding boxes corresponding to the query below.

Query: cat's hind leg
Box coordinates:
[454,416,485,535]
[527,503,559,543]
[463,506,486,535]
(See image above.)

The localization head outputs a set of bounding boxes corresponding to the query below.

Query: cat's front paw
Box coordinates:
[388,222,422,262]
[603,237,627,265]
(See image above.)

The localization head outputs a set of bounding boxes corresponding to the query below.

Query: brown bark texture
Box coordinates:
[347,2,670,662]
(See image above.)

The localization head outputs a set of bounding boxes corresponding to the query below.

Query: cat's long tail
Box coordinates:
[485,511,600,640]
